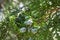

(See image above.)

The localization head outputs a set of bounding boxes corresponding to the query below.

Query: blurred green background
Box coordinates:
[0,0,60,40]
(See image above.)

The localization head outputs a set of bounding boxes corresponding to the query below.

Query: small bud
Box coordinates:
[48,1,52,5]
[20,27,26,33]
[19,2,24,9]
[24,18,33,25]
[21,7,25,11]
[31,28,38,34]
